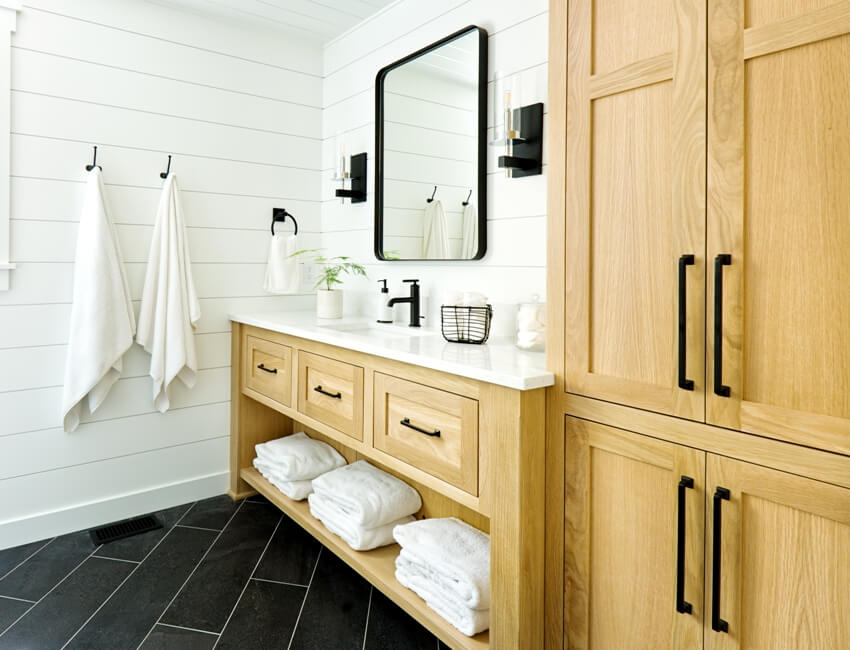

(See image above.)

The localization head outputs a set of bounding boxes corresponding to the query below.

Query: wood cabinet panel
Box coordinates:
[564,416,705,649]
[297,351,364,442]
[373,372,478,496]
[243,335,292,407]
[705,454,850,650]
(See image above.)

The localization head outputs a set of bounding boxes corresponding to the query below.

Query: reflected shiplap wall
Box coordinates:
[0,0,320,546]
[321,0,548,326]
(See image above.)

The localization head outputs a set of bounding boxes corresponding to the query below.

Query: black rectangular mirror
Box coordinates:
[374,26,488,261]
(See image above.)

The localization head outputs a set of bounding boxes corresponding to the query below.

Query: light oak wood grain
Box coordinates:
[297,350,364,442]
[242,334,292,408]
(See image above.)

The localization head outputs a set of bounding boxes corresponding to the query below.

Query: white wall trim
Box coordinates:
[0,471,228,549]
[0,1,18,291]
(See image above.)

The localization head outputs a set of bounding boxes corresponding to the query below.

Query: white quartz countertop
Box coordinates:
[230,311,554,391]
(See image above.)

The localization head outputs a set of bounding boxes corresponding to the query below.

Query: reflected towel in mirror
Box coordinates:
[422,200,449,259]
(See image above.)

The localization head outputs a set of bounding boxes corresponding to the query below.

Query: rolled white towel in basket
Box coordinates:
[255,432,345,482]
[395,552,490,637]
[392,517,490,610]
[311,460,422,528]
[308,492,414,551]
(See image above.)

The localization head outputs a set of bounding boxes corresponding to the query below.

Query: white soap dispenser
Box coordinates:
[376,279,393,323]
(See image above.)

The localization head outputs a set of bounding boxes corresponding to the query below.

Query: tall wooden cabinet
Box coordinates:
[547,0,850,647]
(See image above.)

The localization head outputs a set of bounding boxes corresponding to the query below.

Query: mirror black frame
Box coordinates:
[374,25,488,261]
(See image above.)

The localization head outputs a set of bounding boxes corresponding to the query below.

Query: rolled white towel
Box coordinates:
[308,492,413,551]
[393,517,490,610]
[312,460,422,528]
[395,554,490,637]
[253,458,313,501]
[255,432,345,482]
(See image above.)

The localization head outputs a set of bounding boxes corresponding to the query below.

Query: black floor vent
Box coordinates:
[90,514,162,545]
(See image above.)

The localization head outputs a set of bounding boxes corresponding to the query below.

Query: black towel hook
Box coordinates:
[85,145,102,171]
[427,185,438,203]
[160,154,172,179]
[462,189,472,206]
[271,207,298,236]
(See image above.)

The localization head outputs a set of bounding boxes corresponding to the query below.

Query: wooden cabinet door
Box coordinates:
[705,454,850,650]
[564,0,706,420]
[564,417,705,649]
[707,0,850,453]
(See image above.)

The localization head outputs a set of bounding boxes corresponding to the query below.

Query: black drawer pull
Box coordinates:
[400,418,441,437]
[714,254,732,397]
[314,385,342,399]
[678,255,695,390]
[676,475,694,614]
[712,487,730,633]
[257,363,278,374]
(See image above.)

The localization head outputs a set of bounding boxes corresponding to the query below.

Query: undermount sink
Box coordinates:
[318,321,437,338]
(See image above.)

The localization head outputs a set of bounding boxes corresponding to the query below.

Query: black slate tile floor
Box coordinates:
[0,495,445,649]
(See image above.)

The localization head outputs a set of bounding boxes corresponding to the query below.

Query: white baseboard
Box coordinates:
[0,471,229,550]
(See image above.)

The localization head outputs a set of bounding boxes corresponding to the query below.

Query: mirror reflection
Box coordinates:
[375,27,486,260]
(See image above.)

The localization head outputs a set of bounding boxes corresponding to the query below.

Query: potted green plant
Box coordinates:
[291,250,367,319]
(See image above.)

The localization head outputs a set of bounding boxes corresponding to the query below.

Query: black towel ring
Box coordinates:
[427,185,438,203]
[85,145,102,171]
[271,207,298,236]
[462,189,472,206]
[160,154,172,179]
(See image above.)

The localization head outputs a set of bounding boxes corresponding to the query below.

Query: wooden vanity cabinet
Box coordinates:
[229,323,546,650]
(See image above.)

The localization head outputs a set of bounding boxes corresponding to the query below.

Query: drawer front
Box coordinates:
[244,336,292,407]
[298,351,364,441]
[373,372,478,495]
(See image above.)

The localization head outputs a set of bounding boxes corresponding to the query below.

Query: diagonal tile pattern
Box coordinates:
[0,495,443,649]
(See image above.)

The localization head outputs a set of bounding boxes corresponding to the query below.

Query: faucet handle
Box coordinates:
[403,279,419,284]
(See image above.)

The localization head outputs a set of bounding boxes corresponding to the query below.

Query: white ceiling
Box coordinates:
[148,0,396,42]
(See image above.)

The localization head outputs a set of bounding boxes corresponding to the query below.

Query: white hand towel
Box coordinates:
[311,460,422,528]
[255,432,346,481]
[395,554,490,636]
[136,174,201,413]
[393,517,490,610]
[253,458,314,501]
[263,233,300,294]
[460,202,478,258]
[61,168,136,433]
[422,200,449,259]
[308,492,414,551]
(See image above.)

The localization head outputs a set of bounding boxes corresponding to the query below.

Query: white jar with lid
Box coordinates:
[516,295,546,351]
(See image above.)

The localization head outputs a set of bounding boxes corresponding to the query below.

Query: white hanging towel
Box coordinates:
[460,202,478,258]
[61,168,136,433]
[422,200,449,259]
[263,232,300,294]
[136,174,201,413]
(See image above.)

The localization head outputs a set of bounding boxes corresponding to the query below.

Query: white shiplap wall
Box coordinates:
[321,0,548,327]
[0,0,321,547]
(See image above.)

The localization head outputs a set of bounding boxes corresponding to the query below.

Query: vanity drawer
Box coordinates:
[244,335,292,407]
[373,373,478,495]
[297,351,364,441]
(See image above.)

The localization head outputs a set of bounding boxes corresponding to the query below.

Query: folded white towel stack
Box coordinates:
[308,460,422,551]
[61,168,136,433]
[393,517,491,636]
[252,432,346,501]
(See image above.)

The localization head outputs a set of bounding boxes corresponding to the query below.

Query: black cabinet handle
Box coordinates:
[713,254,732,397]
[400,418,441,437]
[314,385,342,399]
[678,255,695,391]
[711,487,730,633]
[257,363,278,374]
[676,475,694,614]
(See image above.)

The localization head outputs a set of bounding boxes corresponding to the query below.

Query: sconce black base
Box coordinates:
[497,102,543,178]
[335,152,367,203]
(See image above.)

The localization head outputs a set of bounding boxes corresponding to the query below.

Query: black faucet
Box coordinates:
[387,279,421,327]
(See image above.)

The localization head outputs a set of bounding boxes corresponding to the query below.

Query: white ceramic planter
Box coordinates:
[316,289,343,319]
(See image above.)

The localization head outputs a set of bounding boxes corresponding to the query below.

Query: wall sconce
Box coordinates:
[490,71,543,178]
[332,136,367,203]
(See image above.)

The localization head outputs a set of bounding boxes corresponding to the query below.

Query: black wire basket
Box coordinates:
[440,305,493,344]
